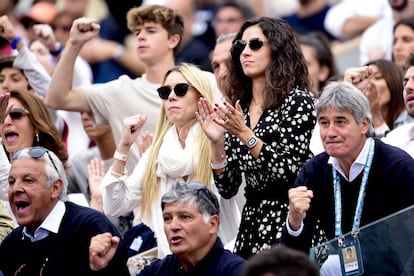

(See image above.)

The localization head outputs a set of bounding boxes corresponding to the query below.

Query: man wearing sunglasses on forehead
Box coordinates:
[0,146,129,275]
[197,17,315,259]
[90,182,245,275]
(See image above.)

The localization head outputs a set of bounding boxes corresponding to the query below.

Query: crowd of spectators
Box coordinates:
[1,0,414,275]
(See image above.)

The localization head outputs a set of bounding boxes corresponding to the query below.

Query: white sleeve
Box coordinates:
[13,46,51,98]
[285,214,304,237]
[13,46,64,132]
[0,145,11,201]
[324,2,355,39]
[101,149,149,217]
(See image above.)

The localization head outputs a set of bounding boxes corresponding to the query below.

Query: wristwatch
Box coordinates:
[246,135,259,149]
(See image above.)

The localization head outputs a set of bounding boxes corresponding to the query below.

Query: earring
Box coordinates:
[36,133,39,143]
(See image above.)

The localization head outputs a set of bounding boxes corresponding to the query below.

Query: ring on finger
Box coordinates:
[224,117,230,123]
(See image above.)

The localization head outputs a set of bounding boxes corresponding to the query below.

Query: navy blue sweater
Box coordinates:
[139,238,245,276]
[0,201,129,276]
[282,139,414,253]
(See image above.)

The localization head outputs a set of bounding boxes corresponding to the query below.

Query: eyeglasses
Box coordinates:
[157,83,193,100]
[51,24,72,32]
[213,17,243,26]
[8,108,29,121]
[232,38,268,52]
[185,182,219,215]
[13,146,61,178]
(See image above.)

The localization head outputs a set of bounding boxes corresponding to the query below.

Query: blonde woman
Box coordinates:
[101,63,240,258]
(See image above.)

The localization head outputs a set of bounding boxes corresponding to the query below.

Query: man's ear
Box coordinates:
[50,179,63,199]
[208,214,219,234]
[361,117,370,135]
[168,33,181,51]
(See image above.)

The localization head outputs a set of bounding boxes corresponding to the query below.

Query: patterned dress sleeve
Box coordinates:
[214,88,316,199]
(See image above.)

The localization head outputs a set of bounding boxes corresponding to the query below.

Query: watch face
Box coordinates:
[247,136,258,148]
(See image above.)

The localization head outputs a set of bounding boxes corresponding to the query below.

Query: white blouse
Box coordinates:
[102,124,241,258]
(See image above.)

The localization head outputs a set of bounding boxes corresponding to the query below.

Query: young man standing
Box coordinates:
[46,5,184,172]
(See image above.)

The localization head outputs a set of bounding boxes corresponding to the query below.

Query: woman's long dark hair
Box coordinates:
[227,17,310,109]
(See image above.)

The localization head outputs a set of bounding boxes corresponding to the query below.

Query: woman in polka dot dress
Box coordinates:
[197,17,315,259]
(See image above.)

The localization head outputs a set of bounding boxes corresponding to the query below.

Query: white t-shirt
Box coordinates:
[82,74,162,173]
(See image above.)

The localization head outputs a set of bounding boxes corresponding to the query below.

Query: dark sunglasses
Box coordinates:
[232,38,268,53]
[157,83,193,100]
[13,146,61,177]
[8,108,29,121]
[186,182,219,215]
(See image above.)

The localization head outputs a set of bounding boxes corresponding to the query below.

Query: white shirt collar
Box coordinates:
[328,138,373,182]
[23,200,66,242]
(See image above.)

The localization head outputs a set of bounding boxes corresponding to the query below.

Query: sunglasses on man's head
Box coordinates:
[185,182,219,215]
[157,83,193,100]
[232,38,268,53]
[8,108,29,121]
[13,146,61,177]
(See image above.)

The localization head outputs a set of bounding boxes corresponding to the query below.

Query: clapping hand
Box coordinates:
[197,98,248,141]
[196,97,225,143]
[87,158,105,211]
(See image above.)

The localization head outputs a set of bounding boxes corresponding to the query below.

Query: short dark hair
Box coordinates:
[242,245,319,276]
[0,56,17,73]
[216,1,255,21]
[404,52,414,73]
[299,32,338,90]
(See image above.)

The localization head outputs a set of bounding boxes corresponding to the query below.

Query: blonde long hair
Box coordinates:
[141,63,214,219]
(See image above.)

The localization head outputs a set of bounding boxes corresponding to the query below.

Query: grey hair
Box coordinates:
[316,81,374,136]
[161,182,220,223]
[13,148,68,200]
[216,32,237,44]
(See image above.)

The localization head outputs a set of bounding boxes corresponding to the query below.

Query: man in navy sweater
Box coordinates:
[90,182,246,275]
[0,146,129,275]
[282,81,414,273]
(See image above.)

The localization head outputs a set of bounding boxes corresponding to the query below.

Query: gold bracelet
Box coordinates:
[110,169,125,177]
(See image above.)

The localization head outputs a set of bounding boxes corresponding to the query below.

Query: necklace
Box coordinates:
[250,99,263,115]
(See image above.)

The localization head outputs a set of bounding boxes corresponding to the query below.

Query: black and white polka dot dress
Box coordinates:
[215,88,316,259]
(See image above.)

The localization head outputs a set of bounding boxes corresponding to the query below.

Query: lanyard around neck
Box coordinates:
[333,138,375,237]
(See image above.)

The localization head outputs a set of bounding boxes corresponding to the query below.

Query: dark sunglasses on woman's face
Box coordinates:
[157,83,193,100]
[8,108,29,121]
[232,38,267,53]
